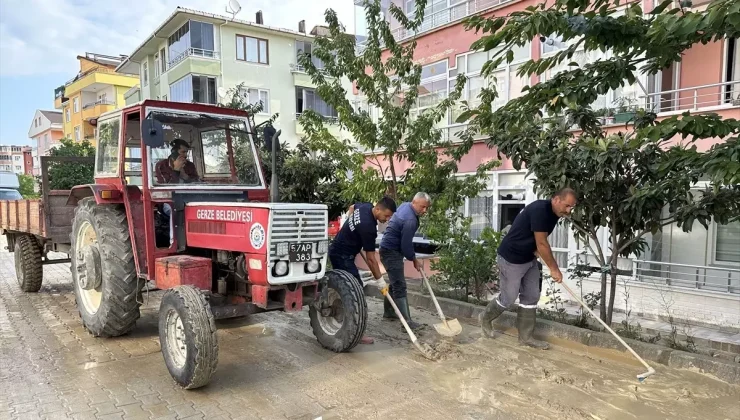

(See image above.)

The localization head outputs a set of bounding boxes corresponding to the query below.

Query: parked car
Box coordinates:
[0,172,21,200]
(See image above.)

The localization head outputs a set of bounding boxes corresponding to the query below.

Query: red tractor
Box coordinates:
[2,100,366,389]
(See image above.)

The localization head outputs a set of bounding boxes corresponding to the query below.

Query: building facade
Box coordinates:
[0,145,32,175]
[27,110,64,176]
[354,0,740,327]
[116,7,354,147]
[54,53,139,145]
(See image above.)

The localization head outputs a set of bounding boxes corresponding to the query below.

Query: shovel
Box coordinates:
[420,268,462,337]
[380,286,437,360]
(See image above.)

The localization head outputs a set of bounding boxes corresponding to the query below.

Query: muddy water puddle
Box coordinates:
[360,299,740,420]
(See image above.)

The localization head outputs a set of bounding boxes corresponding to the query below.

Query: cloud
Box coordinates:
[0,0,356,77]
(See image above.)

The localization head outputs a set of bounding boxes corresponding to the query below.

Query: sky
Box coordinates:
[0,0,356,146]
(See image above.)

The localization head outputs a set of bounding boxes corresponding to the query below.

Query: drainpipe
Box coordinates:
[219,17,230,101]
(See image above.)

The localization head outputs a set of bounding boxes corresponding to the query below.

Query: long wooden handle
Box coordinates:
[420,269,449,326]
[560,282,653,371]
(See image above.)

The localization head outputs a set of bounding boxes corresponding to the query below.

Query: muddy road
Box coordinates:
[1,245,738,419]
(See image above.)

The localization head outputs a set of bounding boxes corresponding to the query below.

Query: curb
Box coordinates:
[364,287,740,385]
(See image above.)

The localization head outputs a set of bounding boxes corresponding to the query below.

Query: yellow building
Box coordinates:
[54,53,139,144]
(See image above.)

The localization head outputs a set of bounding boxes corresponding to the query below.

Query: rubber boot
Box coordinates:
[516,306,550,350]
[395,297,422,331]
[383,298,397,320]
[478,299,506,338]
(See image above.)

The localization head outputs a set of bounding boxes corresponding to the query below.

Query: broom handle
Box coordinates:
[560,282,653,371]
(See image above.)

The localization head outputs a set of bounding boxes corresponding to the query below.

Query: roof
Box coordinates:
[116,7,318,73]
[40,110,63,125]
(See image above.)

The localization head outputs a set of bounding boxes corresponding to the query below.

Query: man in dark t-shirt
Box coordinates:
[480,188,577,350]
[329,196,397,286]
[329,197,396,345]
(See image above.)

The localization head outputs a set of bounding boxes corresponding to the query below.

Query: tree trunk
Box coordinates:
[599,272,608,322]
[607,260,618,325]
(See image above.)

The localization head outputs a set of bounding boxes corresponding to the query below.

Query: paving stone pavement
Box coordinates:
[2,235,740,420]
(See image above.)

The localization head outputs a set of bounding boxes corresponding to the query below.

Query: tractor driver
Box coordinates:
[155,138,200,184]
[154,139,200,246]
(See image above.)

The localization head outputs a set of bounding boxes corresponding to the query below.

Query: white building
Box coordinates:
[116,7,355,147]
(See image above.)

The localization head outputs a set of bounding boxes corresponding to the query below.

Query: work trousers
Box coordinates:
[379,248,406,300]
[495,256,542,309]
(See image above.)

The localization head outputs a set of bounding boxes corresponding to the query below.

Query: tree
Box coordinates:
[17,174,38,199]
[298,0,497,241]
[45,138,96,190]
[220,84,348,219]
[459,0,740,323]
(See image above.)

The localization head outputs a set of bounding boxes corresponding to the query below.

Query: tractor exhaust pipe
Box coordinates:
[270,128,281,203]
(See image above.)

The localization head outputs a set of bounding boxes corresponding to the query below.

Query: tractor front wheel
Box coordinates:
[309,269,368,352]
[159,285,219,390]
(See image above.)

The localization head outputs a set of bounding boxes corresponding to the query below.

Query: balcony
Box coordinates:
[54,85,68,109]
[295,112,340,137]
[635,260,740,295]
[166,48,221,85]
[81,100,116,122]
[357,0,515,49]
[639,81,740,115]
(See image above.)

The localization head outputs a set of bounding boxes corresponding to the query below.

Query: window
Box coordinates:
[236,35,269,64]
[295,87,337,119]
[74,126,80,141]
[14,155,20,161]
[160,47,167,73]
[142,62,148,87]
[96,118,121,176]
[201,130,231,175]
[99,93,107,103]
[169,75,217,105]
[15,166,21,171]
[65,108,70,122]
[154,53,160,79]
[240,88,270,113]
[715,221,740,264]
[295,41,325,70]
[73,97,79,113]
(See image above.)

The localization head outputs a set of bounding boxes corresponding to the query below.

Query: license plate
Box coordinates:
[289,243,313,262]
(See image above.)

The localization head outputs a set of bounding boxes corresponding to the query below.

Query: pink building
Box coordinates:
[353,0,740,327]
[27,110,64,176]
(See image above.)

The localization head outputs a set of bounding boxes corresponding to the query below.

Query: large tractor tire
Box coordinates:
[70,197,141,337]
[159,285,218,390]
[309,269,368,353]
[14,234,43,292]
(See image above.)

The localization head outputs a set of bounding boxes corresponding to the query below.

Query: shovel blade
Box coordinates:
[433,318,463,337]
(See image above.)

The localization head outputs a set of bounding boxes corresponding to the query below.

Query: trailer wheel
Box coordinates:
[309,269,368,352]
[14,235,43,292]
[159,285,218,390]
[70,197,140,337]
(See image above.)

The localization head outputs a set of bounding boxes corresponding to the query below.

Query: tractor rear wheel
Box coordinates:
[14,234,43,292]
[159,285,218,390]
[309,269,368,352]
[70,197,140,337]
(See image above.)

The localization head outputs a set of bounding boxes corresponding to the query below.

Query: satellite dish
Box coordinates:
[226,0,242,18]
[142,119,165,148]
[217,86,228,99]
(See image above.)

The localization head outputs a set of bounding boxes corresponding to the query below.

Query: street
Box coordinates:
[1,237,739,420]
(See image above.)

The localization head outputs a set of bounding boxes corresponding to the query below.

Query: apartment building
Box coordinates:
[354,0,740,327]
[27,110,64,176]
[116,7,353,147]
[0,145,32,175]
[54,53,139,145]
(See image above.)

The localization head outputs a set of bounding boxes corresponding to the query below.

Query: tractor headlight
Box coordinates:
[274,260,289,276]
[276,242,289,257]
[305,259,321,274]
[317,240,328,254]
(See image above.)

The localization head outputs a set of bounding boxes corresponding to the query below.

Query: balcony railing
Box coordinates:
[390,0,515,42]
[634,260,740,294]
[82,99,116,110]
[295,112,339,124]
[639,81,740,114]
[167,48,220,69]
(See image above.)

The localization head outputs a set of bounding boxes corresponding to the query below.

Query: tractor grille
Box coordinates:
[269,209,327,254]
